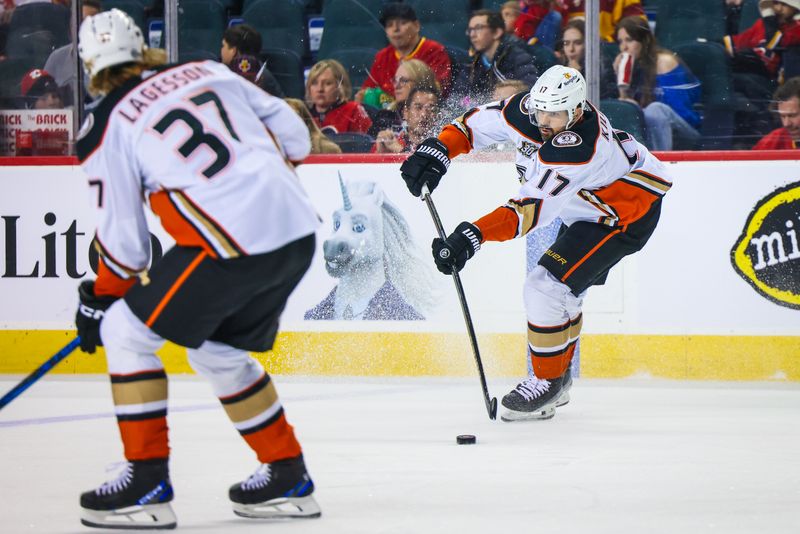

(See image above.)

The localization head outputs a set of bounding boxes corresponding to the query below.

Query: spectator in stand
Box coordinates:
[492,79,529,101]
[368,58,439,137]
[457,9,538,103]
[284,98,342,154]
[724,0,800,79]
[227,54,261,84]
[561,0,646,43]
[724,0,800,145]
[306,59,372,135]
[555,19,618,98]
[374,86,440,153]
[753,76,800,148]
[43,0,101,105]
[614,16,702,150]
[20,69,63,109]
[507,1,563,48]
[359,2,451,102]
[220,24,284,97]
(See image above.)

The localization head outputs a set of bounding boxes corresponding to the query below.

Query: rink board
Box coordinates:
[0,154,799,379]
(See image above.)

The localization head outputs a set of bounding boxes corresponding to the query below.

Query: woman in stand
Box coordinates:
[305,59,372,134]
[613,16,702,150]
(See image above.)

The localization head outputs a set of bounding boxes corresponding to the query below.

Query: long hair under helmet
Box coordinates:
[526,65,587,129]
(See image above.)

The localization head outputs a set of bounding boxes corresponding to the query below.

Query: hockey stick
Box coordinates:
[420,184,498,420]
[0,336,81,411]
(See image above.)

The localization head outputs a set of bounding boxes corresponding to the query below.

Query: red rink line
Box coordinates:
[2,150,800,167]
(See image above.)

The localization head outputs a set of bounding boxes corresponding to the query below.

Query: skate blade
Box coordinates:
[556,391,570,407]
[80,502,177,530]
[233,495,321,519]
[500,405,556,422]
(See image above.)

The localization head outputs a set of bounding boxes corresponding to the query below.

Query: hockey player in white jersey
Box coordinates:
[73,10,321,529]
[400,65,671,422]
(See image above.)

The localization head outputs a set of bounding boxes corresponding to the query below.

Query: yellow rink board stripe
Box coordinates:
[1,330,799,381]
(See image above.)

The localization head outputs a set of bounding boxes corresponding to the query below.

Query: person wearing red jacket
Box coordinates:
[359,2,452,100]
[724,0,800,78]
[306,59,372,135]
[754,76,800,148]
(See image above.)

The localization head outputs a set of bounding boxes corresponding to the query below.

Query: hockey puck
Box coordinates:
[456,434,476,445]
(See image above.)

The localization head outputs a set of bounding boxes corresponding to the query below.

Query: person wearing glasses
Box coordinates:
[456,9,539,104]
[368,59,440,137]
[374,86,441,153]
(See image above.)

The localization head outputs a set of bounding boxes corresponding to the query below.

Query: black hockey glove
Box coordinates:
[400,137,450,197]
[432,222,483,275]
[75,280,118,354]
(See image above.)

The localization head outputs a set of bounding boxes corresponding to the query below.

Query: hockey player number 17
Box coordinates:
[152,90,240,179]
[535,169,570,196]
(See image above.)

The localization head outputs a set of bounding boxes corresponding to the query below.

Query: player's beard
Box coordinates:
[539,127,554,141]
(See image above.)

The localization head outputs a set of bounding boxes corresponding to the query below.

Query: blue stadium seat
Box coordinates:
[178,0,227,58]
[650,0,726,51]
[325,47,380,90]
[674,41,734,150]
[599,99,647,144]
[317,0,387,59]
[262,48,305,99]
[406,0,471,50]
[242,0,307,59]
[327,132,375,153]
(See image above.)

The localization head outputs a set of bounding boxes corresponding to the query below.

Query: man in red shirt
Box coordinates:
[360,3,452,99]
[754,76,800,148]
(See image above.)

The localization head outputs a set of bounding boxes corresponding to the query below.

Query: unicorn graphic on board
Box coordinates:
[304,175,437,320]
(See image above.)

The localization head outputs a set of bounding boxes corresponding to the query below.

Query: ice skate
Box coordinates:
[501,368,572,422]
[80,459,176,530]
[229,455,321,519]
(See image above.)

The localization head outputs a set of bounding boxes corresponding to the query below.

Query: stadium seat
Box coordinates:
[406,0,471,50]
[528,43,557,74]
[262,48,305,99]
[482,0,506,10]
[7,2,70,50]
[674,41,735,150]
[4,30,58,69]
[317,0,387,59]
[650,0,726,51]
[0,58,33,103]
[599,99,647,143]
[178,0,227,58]
[103,0,147,32]
[327,132,375,153]
[325,47,380,90]
[242,0,307,59]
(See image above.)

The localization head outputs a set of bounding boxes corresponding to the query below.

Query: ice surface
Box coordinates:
[1,376,798,534]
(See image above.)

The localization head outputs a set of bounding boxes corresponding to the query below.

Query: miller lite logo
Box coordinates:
[730,181,800,309]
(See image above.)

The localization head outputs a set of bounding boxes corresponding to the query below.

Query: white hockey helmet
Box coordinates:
[527,65,587,128]
[78,9,145,78]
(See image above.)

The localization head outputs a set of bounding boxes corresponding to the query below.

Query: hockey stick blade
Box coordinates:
[420,184,497,420]
[0,336,81,411]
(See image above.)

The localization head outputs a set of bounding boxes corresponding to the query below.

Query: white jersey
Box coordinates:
[441,93,672,240]
[77,60,319,285]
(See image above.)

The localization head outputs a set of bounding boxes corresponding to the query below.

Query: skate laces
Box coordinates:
[515,377,551,401]
[241,464,273,491]
[97,462,134,495]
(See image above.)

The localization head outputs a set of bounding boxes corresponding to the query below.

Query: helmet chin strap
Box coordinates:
[565,103,585,130]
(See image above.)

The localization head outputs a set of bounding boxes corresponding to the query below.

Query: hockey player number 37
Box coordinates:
[152,90,240,179]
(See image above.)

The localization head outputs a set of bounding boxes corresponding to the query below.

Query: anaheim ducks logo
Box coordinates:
[552,131,582,147]
[520,93,531,115]
[730,181,800,309]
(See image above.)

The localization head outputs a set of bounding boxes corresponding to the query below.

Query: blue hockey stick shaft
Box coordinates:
[0,336,81,411]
